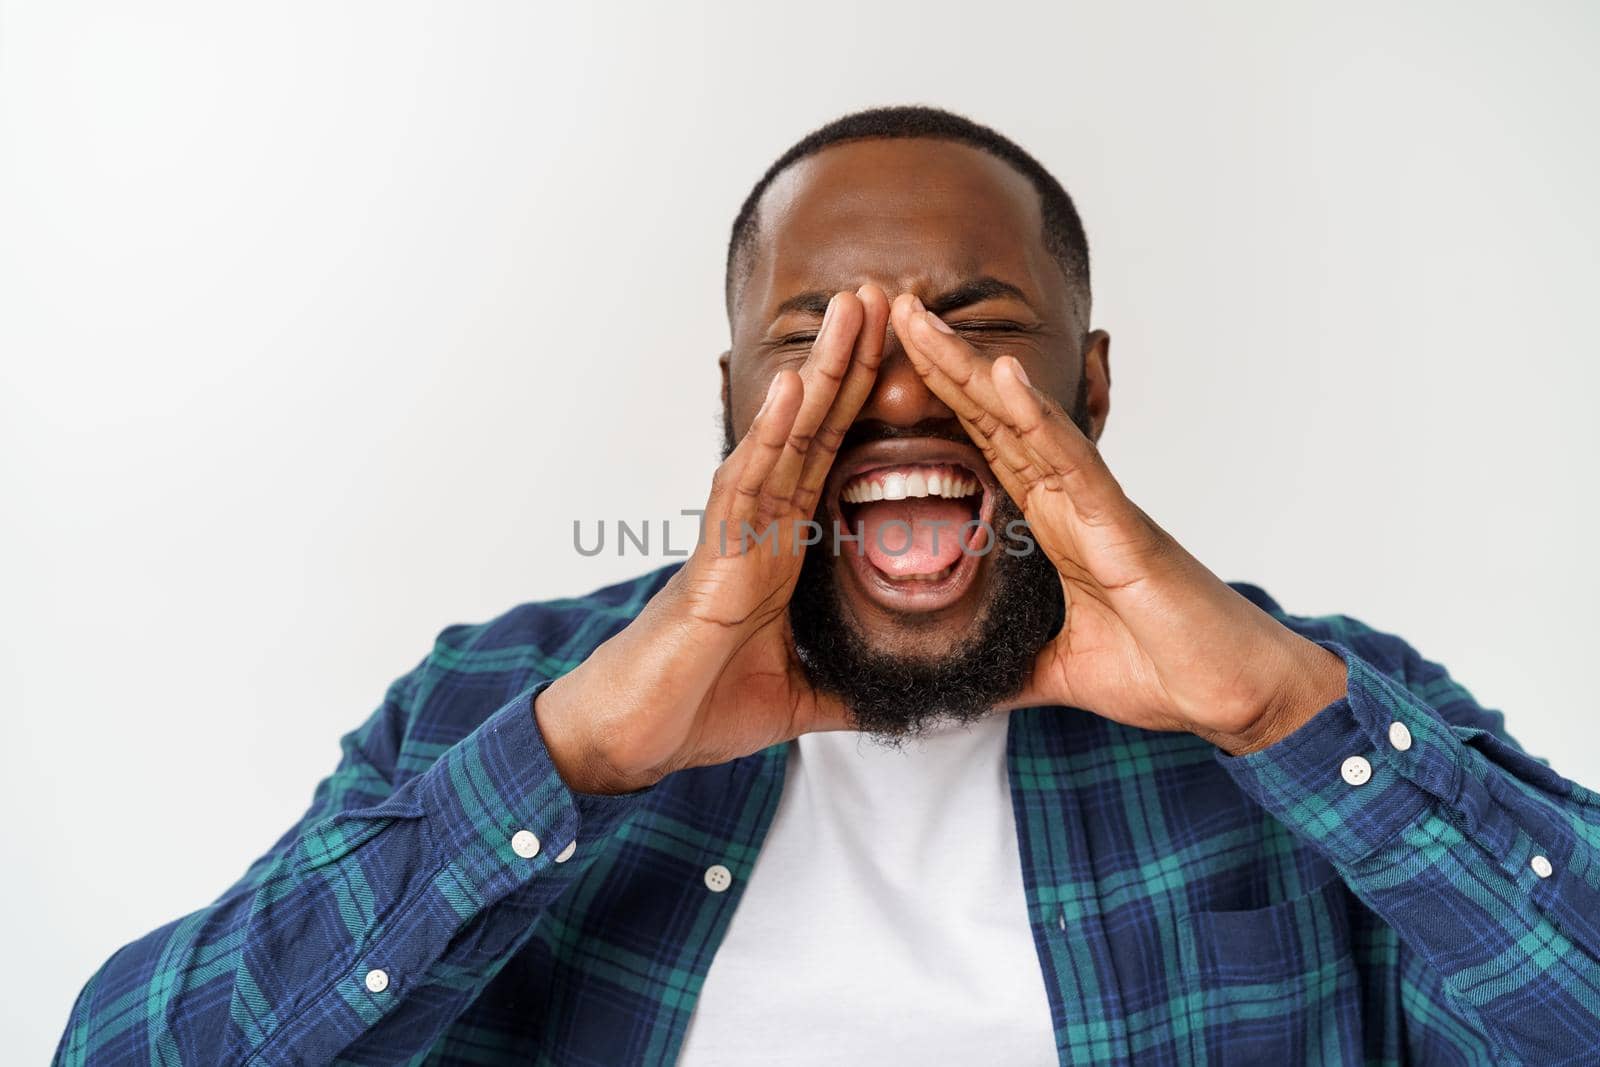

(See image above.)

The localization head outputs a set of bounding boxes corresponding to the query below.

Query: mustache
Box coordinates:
[719,405,979,465]
[835,417,971,454]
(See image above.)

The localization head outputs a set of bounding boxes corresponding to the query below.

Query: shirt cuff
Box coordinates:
[1217,637,1468,866]
[411,677,656,901]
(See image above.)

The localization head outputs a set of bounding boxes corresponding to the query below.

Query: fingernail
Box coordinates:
[908,294,926,314]
[923,309,954,335]
[757,375,779,415]
[819,294,838,337]
[1011,360,1031,386]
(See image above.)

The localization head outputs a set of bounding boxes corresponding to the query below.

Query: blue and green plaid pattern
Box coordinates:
[54,564,1600,1064]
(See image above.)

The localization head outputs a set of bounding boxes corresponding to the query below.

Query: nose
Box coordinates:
[854,320,954,430]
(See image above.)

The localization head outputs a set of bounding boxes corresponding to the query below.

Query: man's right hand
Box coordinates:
[534,285,889,795]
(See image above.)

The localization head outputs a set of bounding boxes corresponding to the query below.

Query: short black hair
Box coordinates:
[725,105,1092,323]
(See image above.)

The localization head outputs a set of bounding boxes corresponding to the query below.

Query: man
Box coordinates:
[56,106,1600,1066]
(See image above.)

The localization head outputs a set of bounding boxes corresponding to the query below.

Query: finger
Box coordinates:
[793,283,890,511]
[887,293,995,427]
[888,294,1055,495]
[895,296,1030,435]
[764,291,864,505]
[721,369,803,532]
[889,294,1004,406]
[992,355,1123,523]
[958,397,1057,500]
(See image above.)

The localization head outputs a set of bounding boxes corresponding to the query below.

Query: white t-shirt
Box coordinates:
[677,710,1060,1065]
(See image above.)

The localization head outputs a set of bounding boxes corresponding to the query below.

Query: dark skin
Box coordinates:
[537,138,1347,795]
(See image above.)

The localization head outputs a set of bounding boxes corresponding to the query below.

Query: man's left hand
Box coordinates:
[890,294,1347,755]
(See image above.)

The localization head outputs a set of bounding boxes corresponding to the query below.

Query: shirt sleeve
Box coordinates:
[53,664,654,1066]
[1219,632,1600,1064]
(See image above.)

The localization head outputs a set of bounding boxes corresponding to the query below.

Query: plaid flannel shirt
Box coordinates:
[55,564,1600,1065]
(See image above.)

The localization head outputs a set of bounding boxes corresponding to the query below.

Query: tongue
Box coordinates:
[854,497,972,576]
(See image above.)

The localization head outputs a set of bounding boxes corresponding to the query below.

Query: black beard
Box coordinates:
[786,488,1064,746]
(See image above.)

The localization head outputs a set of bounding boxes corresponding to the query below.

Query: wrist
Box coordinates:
[534,672,638,797]
[1214,637,1348,756]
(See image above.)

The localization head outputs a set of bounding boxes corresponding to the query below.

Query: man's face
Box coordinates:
[723,137,1111,736]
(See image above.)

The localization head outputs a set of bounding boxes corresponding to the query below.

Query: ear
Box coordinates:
[717,349,732,414]
[1082,330,1112,443]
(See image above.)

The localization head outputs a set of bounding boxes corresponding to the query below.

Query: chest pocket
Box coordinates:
[1177,875,1364,1066]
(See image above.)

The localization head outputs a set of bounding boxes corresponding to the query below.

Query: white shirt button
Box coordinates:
[510,829,541,859]
[1531,854,1554,879]
[1340,755,1373,786]
[1388,721,1413,751]
[555,840,577,864]
[364,968,389,993]
[704,864,732,892]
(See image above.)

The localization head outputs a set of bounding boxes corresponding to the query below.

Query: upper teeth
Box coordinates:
[841,465,979,503]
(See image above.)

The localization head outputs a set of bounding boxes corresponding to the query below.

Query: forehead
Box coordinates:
[737,138,1060,322]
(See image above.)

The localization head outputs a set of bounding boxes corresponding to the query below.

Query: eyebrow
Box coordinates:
[771,276,1031,319]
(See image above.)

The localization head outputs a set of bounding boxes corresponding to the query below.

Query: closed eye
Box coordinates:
[953,320,1029,334]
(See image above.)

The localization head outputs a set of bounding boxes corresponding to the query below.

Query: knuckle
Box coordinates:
[812,424,846,452]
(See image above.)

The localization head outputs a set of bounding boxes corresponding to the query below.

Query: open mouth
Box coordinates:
[828,440,996,613]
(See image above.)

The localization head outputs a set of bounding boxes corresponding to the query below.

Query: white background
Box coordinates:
[3,0,1598,1058]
